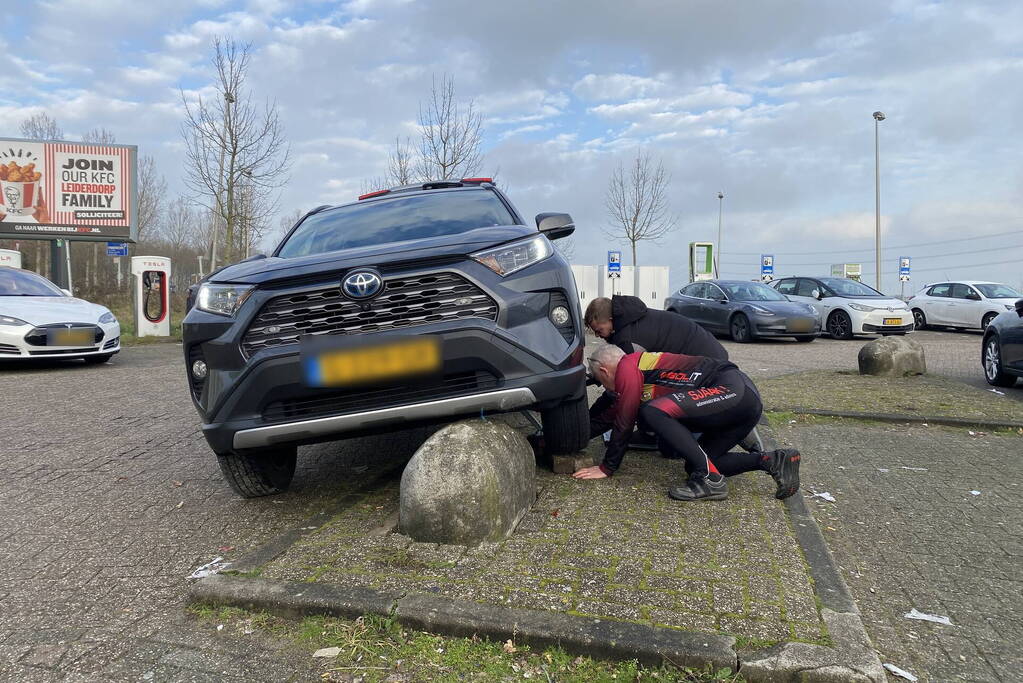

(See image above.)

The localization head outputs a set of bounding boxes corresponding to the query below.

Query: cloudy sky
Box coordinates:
[5,0,1022,293]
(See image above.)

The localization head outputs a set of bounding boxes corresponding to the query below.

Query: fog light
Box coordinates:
[550,305,571,326]
[191,360,208,379]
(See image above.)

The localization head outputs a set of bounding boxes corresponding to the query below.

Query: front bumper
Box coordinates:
[0,321,121,359]
[851,309,914,335]
[184,258,585,454]
[751,313,821,337]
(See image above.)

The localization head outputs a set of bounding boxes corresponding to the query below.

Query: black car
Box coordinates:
[982,298,1023,388]
[183,179,588,497]
[664,279,821,342]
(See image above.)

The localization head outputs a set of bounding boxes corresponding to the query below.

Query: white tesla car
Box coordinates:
[0,266,121,363]
[909,281,1021,331]
[771,276,914,339]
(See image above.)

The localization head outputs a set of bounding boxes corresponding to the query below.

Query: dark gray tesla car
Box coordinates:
[982,298,1023,388]
[665,279,821,343]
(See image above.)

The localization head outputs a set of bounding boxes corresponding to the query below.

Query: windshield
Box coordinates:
[975,283,1021,299]
[818,278,884,298]
[0,268,65,296]
[277,190,517,258]
[721,282,788,302]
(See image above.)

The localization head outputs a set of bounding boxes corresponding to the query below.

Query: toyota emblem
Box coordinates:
[342,270,382,299]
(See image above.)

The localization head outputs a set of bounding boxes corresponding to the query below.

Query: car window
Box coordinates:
[277,190,517,258]
[0,268,65,296]
[817,277,884,297]
[795,279,819,297]
[927,284,951,297]
[950,284,975,299]
[975,283,1022,298]
[705,284,726,300]
[681,283,703,297]
[721,282,788,301]
[774,279,797,295]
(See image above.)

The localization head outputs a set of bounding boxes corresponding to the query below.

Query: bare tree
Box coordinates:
[181,37,291,268]
[388,136,416,185]
[160,196,196,250]
[19,112,63,140]
[82,127,117,144]
[414,74,483,181]
[604,149,676,270]
[554,237,576,262]
[136,156,166,243]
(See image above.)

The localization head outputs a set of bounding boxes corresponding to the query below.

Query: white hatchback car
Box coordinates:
[0,266,121,362]
[771,276,914,339]
[909,281,1021,331]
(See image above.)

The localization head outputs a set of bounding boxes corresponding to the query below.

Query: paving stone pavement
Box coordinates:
[0,345,418,681]
[769,419,1022,682]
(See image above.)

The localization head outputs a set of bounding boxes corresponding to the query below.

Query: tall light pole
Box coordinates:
[715,191,724,278]
[873,111,885,292]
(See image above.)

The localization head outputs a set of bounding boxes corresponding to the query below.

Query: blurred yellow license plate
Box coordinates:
[302,336,442,388]
[49,329,93,346]
[883,318,902,326]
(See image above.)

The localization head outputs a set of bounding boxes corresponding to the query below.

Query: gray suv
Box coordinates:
[183,179,588,497]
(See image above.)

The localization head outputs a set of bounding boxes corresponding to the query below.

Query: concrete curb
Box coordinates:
[739,420,885,682]
[768,408,1023,431]
[189,574,737,672]
[188,419,884,681]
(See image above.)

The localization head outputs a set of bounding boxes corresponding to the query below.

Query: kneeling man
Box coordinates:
[574,345,800,502]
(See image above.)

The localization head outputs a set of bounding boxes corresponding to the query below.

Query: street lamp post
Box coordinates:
[715,191,724,278]
[873,111,885,292]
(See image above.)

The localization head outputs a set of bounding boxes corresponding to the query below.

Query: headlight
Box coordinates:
[197,283,255,317]
[0,315,29,326]
[848,303,875,312]
[471,235,553,276]
[99,312,117,324]
[750,305,776,316]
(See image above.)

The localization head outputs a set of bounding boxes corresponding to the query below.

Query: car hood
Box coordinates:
[986,297,1020,306]
[0,296,107,325]
[211,225,537,285]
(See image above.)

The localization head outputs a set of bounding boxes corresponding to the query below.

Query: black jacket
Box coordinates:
[609,295,728,360]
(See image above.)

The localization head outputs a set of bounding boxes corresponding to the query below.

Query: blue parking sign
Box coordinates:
[899,256,910,281]
[607,250,622,273]
[106,242,128,257]
[761,254,774,282]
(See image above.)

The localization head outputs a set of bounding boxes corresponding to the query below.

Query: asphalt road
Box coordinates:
[0,327,1018,680]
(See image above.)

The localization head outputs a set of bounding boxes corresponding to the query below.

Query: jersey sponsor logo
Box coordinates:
[687,385,729,401]
[658,369,702,383]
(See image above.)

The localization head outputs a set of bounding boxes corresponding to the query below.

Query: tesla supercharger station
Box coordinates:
[131,255,171,337]
[0,248,22,269]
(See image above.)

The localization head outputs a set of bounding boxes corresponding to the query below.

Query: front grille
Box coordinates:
[24,323,103,347]
[261,370,500,424]
[0,343,20,355]
[28,348,96,356]
[242,272,498,357]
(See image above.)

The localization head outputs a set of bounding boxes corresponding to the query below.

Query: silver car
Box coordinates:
[909,280,1021,331]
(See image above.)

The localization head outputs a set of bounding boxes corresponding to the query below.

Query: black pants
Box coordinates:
[638,371,765,480]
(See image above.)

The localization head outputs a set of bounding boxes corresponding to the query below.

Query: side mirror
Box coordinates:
[1015,298,1023,317]
[535,212,575,240]
[811,289,821,299]
[966,293,981,301]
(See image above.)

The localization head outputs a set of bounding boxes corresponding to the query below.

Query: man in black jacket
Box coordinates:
[584,295,764,452]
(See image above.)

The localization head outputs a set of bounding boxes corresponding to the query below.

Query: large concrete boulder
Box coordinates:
[857,336,926,377]
[400,419,535,545]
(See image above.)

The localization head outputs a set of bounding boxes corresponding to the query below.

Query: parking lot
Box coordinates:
[0,327,1018,680]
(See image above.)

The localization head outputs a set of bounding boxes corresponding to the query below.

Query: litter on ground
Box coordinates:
[989,389,1005,396]
[313,647,342,658]
[883,663,919,681]
[969,490,981,496]
[812,491,837,502]
[186,557,230,580]
[904,608,953,626]
[899,466,928,472]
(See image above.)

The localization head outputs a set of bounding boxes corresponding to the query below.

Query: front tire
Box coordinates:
[913,309,927,330]
[217,446,298,498]
[982,312,998,329]
[730,313,754,343]
[826,310,854,340]
[83,354,113,365]
[541,394,589,454]
[983,336,1017,388]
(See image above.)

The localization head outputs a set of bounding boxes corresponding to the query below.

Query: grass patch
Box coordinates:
[759,370,1023,424]
[189,604,744,681]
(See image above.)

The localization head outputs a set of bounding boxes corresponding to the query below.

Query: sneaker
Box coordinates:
[668,474,729,502]
[766,449,801,499]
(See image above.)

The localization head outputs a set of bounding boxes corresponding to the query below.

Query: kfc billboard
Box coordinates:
[0,137,137,241]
